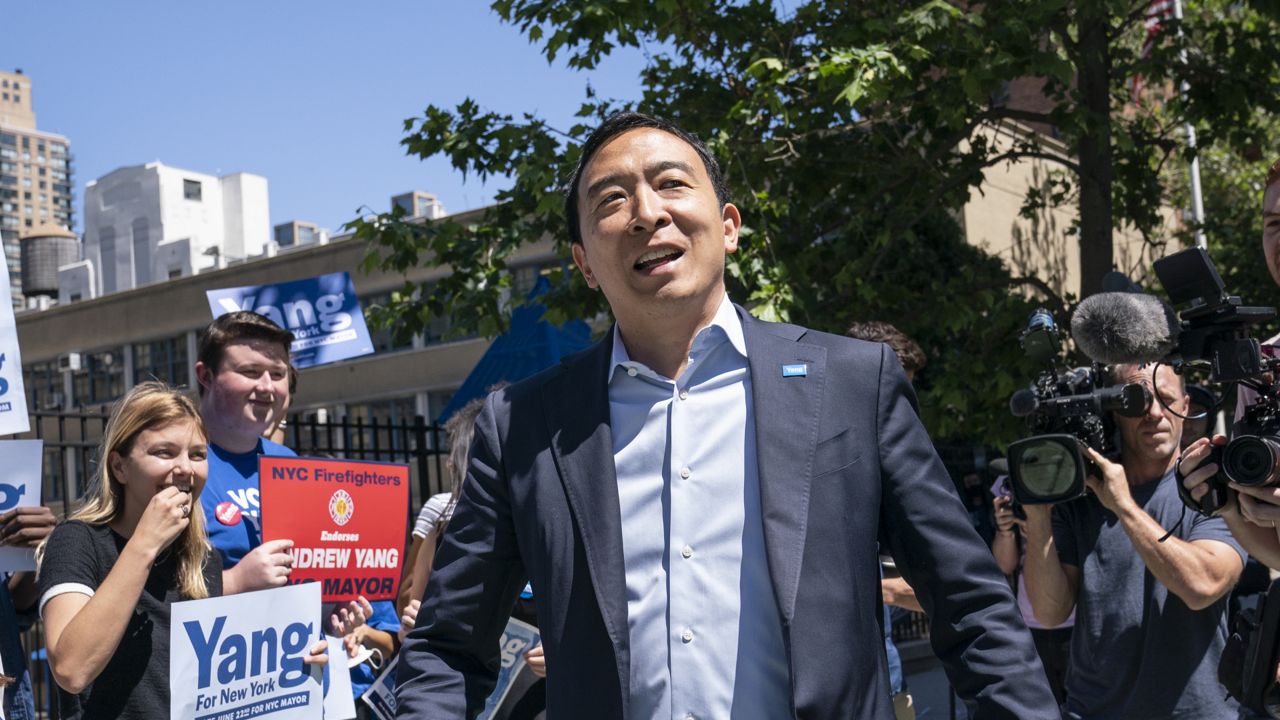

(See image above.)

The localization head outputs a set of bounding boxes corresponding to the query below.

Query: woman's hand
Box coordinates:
[303,639,328,667]
[399,599,420,643]
[524,643,546,679]
[129,486,191,557]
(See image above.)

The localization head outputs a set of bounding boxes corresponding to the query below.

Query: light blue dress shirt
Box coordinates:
[608,296,792,720]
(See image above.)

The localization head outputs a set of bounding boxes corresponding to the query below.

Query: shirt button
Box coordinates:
[681,629,694,643]
[678,389,689,400]
[627,367,638,377]
[679,467,691,479]
[681,545,693,559]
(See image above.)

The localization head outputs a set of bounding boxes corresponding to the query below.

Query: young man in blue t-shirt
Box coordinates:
[195,311,300,595]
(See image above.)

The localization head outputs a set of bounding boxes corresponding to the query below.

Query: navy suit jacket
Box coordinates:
[396,309,1057,719]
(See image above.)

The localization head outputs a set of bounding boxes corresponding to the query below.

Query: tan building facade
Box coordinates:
[0,69,74,307]
[960,121,1173,301]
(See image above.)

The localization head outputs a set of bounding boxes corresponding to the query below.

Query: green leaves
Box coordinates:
[354,0,1279,447]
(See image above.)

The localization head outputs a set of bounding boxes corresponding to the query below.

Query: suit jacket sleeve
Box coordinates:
[395,395,528,718]
[874,345,1057,718]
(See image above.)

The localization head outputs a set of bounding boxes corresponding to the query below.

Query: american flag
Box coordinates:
[1132,0,1177,101]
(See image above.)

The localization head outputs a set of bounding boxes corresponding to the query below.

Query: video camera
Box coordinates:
[1004,309,1152,506]
[1151,248,1280,515]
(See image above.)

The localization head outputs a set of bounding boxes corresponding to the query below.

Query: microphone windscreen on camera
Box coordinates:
[1071,292,1180,365]
[1009,388,1040,418]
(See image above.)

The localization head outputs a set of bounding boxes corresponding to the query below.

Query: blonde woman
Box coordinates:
[35,382,327,719]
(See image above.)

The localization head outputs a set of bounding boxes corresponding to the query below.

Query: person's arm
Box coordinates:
[1182,436,1280,569]
[44,488,189,693]
[873,345,1056,714]
[222,538,294,596]
[1,505,57,611]
[1085,447,1242,609]
[409,530,438,605]
[1021,503,1079,627]
[395,397,527,717]
[991,496,1020,576]
[397,535,424,616]
[880,576,923,613]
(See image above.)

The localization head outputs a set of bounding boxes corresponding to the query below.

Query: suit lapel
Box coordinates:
[541,337,630,701]
[742,310,824,623]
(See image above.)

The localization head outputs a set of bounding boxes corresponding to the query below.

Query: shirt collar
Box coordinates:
[608,294,746,382]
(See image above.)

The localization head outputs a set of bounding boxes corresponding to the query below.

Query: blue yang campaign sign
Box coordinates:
[206,272,375,369]
[478,618,541,720]
[0,440,44,571]
[170,583,324,720]
[0,253,30,436]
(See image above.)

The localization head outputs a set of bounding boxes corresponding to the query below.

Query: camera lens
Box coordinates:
[1222,435,1280,487]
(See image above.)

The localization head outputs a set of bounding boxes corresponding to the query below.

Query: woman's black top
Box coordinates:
[38,520,222,720]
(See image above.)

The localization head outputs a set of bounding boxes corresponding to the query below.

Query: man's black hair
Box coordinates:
[564,111,732,246]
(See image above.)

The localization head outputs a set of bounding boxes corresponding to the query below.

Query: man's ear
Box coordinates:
[722,203,742,254]
[571,243,598,289]
[195,361,213,392]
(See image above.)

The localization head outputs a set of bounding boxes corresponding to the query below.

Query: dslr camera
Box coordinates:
[1004,309,1151,506]
[1149,248,1280,516]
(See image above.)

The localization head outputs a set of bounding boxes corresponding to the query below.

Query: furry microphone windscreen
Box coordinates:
[1071,292,1180,365]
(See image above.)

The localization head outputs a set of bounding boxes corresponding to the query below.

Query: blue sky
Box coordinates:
[5,1,648,234]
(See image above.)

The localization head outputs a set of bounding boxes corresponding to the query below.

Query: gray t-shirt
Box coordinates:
[1053,470,1246,720]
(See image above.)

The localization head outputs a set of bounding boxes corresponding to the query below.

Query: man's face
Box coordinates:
[197,339,290,438]
[1114,364,1188,465]
[1263,182,1280,286]
[571,128,740,317]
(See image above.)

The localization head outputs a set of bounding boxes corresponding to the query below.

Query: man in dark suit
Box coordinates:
[396,112,1056,719]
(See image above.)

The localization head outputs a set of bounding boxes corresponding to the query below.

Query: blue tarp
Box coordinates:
[437,281,593,423]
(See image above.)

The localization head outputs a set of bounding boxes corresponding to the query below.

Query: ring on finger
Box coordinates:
[181,504,191,518]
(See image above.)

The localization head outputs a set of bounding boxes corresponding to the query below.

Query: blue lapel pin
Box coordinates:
[782,363,808,378]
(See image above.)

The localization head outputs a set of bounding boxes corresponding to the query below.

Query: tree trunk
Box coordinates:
[1075,12,1114,299]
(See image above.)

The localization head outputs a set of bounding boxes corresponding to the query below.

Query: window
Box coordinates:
[21,178,30,188]
[72,349,125,406]
[298,226,316,245]
[168,268,182,279]
[22,361,60,410]
[183,179,202,201]
[0,148,15,160]
[22,205,31,215]
[133,335,189,387]
[1,94,7,102]
[0,133,13,146]
[100,226,117,293]
[274,225,294,247]
[362,292,415,354]
[132,217,151,285]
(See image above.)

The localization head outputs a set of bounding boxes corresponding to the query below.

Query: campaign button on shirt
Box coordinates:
[215,501,243,526]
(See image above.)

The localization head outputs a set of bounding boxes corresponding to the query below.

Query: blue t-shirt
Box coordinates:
[1053,470,1246,720]
[346,599,399,699]
[200,438,295,568]
[0,580,35,720]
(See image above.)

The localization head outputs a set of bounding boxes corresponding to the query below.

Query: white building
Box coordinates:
[63,162,268,300]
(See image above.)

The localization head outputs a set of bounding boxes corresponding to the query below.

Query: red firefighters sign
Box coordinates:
[259,456,409,602]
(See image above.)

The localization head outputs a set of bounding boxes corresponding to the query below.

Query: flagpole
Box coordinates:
[1172,0,1208,249]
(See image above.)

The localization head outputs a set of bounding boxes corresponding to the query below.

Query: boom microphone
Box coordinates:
[1071,292,1180,365]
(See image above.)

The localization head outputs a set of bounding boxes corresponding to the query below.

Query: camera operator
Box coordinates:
[1182,157,1280,572]
[1023,362,1245,718]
